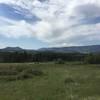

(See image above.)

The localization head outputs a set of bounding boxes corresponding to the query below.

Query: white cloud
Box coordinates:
[0,17,34,38]
[0,0,100,46]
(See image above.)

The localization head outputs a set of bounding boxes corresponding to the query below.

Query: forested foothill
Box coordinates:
[0,50,100,64]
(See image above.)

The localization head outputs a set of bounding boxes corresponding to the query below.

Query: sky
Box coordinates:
[0,0,100,49]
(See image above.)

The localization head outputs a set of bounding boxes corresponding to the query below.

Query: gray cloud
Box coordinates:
[76,4,100,18]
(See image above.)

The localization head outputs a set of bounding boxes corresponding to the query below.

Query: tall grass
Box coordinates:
[0,63,100,100]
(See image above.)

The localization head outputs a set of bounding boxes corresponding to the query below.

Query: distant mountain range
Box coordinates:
[38,45,100,53]
[0,45,100,53]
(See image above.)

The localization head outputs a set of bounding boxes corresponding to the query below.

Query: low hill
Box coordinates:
[0,47,24,52]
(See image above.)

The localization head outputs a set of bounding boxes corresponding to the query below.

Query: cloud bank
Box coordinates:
[0,0,100,46]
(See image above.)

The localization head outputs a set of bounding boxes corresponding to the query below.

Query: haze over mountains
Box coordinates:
[0,45,100,53]
[39,45,100,53]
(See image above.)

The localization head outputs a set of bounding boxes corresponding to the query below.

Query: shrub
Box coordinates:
[17,69,43,80]
[85,54,100,64]
[6,76,17,81]
[0,70,18,76]
[55,58,65,64]
[29,69,43,76]
[65,77,75,84]
[17,72,31,80]
[0,67,44,81]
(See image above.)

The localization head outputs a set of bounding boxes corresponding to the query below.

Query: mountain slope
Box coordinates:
[39,45,100,53]
[0,45,100,53]
[0,47,24,52]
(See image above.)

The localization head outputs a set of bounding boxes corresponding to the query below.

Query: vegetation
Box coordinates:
[0,63,43,81]
[1,50,100,64]
[85,54,100,64]
[55,58,65,64]
[0,51,85,63]
[0,50,100,99]
[0,63,100,100]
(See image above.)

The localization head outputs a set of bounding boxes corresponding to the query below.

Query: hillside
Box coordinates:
[0,47,24,52]
[0,45,100,53]
[39,45,100,53]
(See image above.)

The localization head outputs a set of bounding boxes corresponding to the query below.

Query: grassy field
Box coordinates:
[0,63,100,100]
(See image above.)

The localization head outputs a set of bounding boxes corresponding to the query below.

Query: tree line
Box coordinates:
[0,51,100,64]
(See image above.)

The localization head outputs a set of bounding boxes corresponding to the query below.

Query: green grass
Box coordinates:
[0,63,100,100]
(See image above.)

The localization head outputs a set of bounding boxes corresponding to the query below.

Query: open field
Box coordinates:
[0,63,100,100]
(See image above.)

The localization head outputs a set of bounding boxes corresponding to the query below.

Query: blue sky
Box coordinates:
[0,35,47,49]
[0,0,100,49]
[0,2,42,49]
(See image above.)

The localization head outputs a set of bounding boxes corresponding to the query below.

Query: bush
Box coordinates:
[85,54,100,64]
[29,69,43,76]
[0,67,44,81]
[65,77,75,84]
[17,69,43,80]
[5,76,18,81]
[0,70,18,76]
[17,72,31,80]
[55,58,65,64]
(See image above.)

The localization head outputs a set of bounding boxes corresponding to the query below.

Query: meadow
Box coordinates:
[0,62,100,100]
